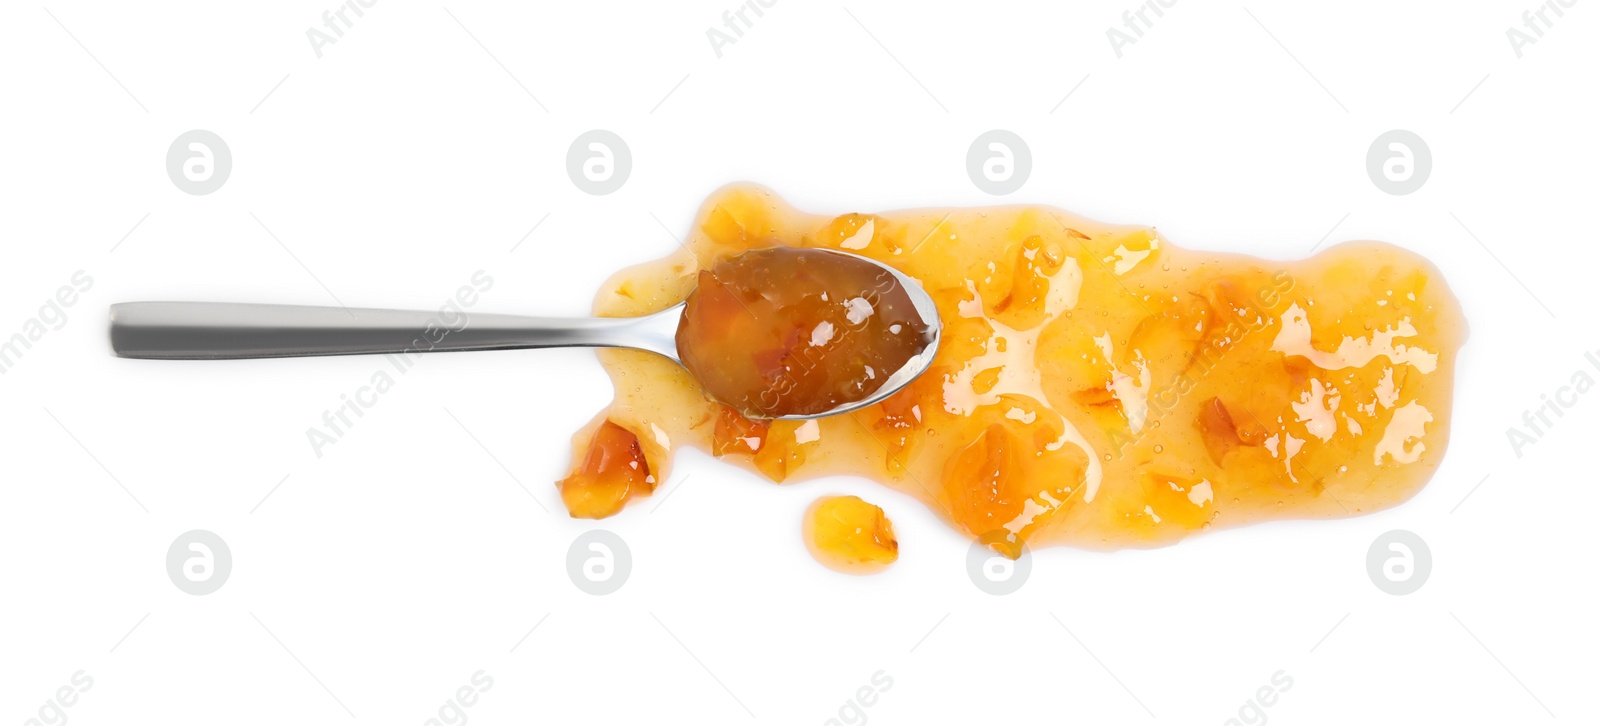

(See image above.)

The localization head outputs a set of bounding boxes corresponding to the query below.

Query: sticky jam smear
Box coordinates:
[558,184,1466,554]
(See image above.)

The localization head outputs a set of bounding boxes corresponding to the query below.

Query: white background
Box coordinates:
[2,1,1595,724]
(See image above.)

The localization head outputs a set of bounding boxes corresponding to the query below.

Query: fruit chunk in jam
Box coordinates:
[559,184,1466,558]
[676,246,931,418]
[557,420,656,519]
[803,495,899,574]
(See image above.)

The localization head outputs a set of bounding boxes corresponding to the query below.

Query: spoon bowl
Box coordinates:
[110,249,941,420]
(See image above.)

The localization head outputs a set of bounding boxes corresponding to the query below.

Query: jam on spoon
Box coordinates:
[677,246,933,419]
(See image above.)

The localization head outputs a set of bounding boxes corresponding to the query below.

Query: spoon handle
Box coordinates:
[109,302,683,362]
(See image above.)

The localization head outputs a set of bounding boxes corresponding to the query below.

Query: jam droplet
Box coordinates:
[803,495,899,573]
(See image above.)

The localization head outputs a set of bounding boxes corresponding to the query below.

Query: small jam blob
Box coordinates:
[557,419,656,519]
[560,184,1467,556]
[676,246,930,418]
[803,495,899,574]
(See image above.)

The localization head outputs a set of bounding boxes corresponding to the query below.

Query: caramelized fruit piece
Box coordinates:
[558,420,656,519]
[936,410,1089,555]
[1071,386,1119,408]
[1197,397,1243,466]
[942,423,1023,538]
[676,246,931,418]
[1126,294,1214,377]
[803,495,899,574]
[992,234,1068,330]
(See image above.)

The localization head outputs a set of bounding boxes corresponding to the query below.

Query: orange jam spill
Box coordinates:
[557,184,1467,557]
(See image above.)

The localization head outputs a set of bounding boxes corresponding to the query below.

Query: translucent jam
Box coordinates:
[676,246,931,418]
[557,420,655,519]
[560,184,1466,554]
[803,495,899,574]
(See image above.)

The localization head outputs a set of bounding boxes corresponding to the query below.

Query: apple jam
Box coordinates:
[676,246,931,418]
[557,184,1466,555]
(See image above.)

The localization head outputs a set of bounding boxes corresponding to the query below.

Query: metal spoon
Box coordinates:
[109,249,941,420]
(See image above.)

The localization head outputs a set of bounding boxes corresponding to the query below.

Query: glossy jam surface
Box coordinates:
[803,495,899,574]
[558,420,655,519]
[561,184,1466,554]
[677,246,930,418]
